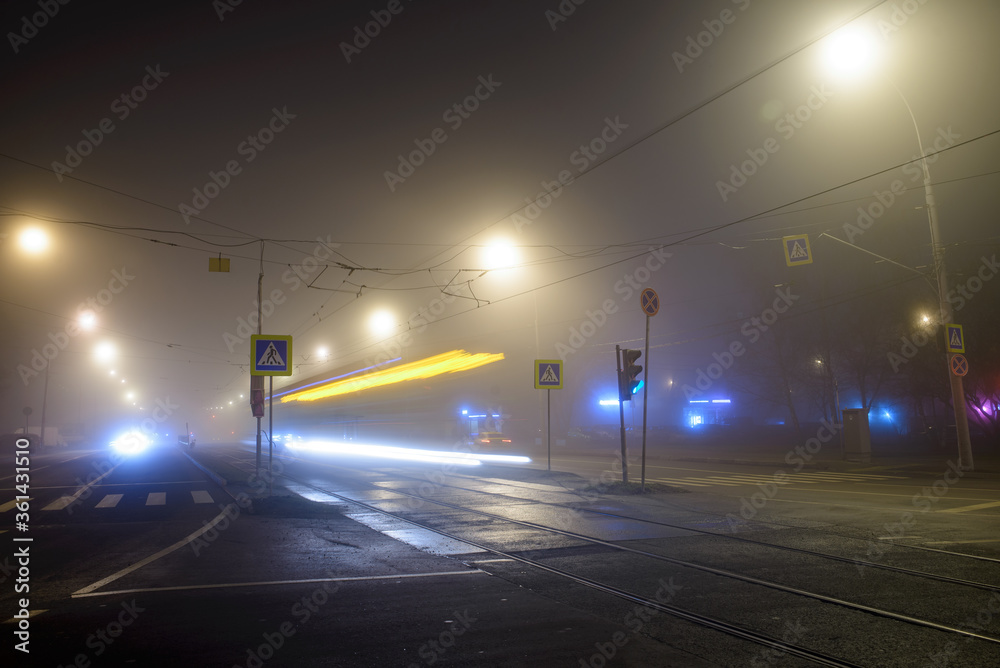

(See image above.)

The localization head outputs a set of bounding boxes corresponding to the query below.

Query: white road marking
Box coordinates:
[146,492,167,506]
[73,504,241,596]
[0,499,27,513]
[191,490,214,504]
[95,494,123,509]
[924,539,1000,545]
[41,461,122,511]
[939,500,1000,514]
[73,570,485,598]
[2,609,47,623]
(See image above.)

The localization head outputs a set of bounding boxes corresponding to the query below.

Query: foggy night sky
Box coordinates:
[1,0,998,435]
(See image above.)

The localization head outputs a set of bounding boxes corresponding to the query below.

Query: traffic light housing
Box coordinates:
[250,388,265,418]
[620,349,643,401]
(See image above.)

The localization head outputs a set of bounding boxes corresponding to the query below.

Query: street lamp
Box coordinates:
[18,227,49,254]
[822,24,974,470]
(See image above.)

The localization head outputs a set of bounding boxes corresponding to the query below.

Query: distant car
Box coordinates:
[475,432,512,448]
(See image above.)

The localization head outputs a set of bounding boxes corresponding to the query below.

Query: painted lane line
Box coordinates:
[146,492,167,506]
[939,500,1000,514]
[73,504,241,596]
[41,460,122,511]
[191,490,214,504]
[95,494,123,509]
[924,539,1000,545]
[2,609,47,624]
[73,570,485,598]
[0,498,29,513]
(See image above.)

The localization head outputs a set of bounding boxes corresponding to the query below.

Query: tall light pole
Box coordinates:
[822,25,974,470]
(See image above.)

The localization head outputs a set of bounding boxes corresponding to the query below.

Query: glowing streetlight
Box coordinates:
[481,238,519,271]
[818,24,883,81]
[369,310,395,336]
[316,345,330,359]
[78,310,97,331]
[820,22,974,470]
[19,227,49,254]
[94,341,117,363]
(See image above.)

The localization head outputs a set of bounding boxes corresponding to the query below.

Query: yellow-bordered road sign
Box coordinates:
[945,324,965,353]
[251,335,293,376]
[535,359,563,389]
[782,234,813,266]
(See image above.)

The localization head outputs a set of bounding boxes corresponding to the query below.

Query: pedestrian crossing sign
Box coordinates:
[782,234,813,267]
[251,335,293,376]
[945,324,965,353]
[535,359,563,389]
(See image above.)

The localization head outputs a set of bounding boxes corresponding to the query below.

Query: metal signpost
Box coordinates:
[251,334,293,493]
[534,359,563,471]
[614,345,628,484]
[639,288,659,491]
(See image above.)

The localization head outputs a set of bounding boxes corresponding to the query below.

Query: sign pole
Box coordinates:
[615,345,628,484]
[547,388,551,472]
[268,375,274,496]
[641,313,650,492]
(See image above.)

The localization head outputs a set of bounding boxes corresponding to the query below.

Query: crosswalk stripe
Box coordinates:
[42,496,76,511]
[0,499,27,513]
[146,492,167,506]
[95,494,123,509]
[191,490,213,504]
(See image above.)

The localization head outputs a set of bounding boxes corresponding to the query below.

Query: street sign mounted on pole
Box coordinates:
[534,359,563,389]
[945,324,965,353]
[640,288,659,316]
[782,234,813,267]
[251,335,293,376]
[534,359,563,471]
[950,354,968,377]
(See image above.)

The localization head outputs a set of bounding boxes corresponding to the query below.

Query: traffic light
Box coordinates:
[620,349,643,401]
[250,388,265,418]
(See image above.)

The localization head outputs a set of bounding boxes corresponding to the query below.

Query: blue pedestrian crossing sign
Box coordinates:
[945,324,965,354]
[535,359,563,389]
[782,234,813,267]
[251,335,293,376]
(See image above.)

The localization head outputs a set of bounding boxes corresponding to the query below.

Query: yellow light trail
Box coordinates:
[280,349,505,403]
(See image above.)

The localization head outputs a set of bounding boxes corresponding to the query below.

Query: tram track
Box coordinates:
[240,452,1000,667]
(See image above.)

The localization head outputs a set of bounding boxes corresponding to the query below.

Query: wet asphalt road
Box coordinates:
[2,440,999,666]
